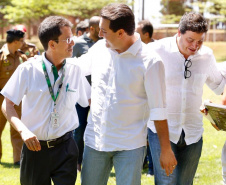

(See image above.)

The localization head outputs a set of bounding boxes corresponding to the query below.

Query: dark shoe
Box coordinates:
[14,161,20,166]
[147,170,154,177]
[77,163,81,172]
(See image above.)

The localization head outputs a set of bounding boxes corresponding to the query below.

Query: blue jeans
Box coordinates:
[74,104,90,164]
[81,145,146,185]
[148,128,203,185]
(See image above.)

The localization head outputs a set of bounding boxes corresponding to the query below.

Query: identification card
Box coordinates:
[51,111,60,128]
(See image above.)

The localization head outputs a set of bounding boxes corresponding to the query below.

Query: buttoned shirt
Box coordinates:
[1,53,90,140]
[0,44,27,89]
[147,35,225,145]
[75,36,167,151]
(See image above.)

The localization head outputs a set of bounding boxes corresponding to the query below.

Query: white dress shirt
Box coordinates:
[147,35,225,145]
[1,53,90,140]
[74,36,167,151]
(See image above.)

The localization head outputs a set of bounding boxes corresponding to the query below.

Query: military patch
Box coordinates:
[25,51,30,56]
[2,59,11,66]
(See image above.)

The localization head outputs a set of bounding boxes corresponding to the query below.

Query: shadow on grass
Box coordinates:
[0,162,20,169]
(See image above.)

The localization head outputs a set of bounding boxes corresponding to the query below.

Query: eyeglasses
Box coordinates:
[184,59,192,79]
[53,36,76,44]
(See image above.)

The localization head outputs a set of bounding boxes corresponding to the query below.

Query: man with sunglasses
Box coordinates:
[1,16,90,185]
[0,29,27,166]
[147,12,225,185]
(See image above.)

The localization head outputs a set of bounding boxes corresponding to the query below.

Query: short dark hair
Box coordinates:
[6,29,24,43]
[38,16,72,50]
[179,12,208,34]
[76,20,89,35]
[100,3,135,36]
[138,20,153,38]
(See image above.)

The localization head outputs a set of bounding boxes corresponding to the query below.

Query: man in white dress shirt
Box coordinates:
[1,16,90,185]
[75,3,177,185]
[147,12,225,185]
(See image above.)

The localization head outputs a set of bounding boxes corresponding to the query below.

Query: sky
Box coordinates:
[133,0,162,24]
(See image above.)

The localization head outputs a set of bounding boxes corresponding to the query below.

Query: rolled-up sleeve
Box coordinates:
[207,57,226,95]
[144,58,167,121]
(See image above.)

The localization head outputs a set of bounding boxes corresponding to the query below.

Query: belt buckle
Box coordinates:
[47,139,56,148]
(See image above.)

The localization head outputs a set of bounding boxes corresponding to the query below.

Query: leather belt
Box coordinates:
[39,131,73,148]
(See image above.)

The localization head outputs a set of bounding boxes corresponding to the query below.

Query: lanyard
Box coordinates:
[42,60,65,106]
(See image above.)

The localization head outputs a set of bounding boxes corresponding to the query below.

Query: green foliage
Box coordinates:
[160,0,186,23]
[0,0,128,25]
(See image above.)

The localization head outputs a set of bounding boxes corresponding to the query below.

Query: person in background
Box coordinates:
[72,15,100,172]
[13,24,40,57]
[147,12,225,185]
[136,20,154,44]
[0,29,27,166]
[75,3,177,185]
[76,21,89,37]
[135,19,155,177]
[1,16,90,185]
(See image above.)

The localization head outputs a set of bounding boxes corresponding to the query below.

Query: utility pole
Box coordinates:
[142,0,145,20]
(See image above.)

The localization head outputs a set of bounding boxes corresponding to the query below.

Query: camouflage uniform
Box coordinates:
[0,44,27,163]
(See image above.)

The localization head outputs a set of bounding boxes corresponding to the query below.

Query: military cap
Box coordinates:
[13,25,27,33]
[6,29,25,38]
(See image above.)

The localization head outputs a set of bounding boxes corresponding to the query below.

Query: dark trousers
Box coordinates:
[20,137,78,185]
[74,104,90,164]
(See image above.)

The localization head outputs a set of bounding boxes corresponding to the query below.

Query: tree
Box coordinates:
[0,0,129,38]
[160,0,186,24]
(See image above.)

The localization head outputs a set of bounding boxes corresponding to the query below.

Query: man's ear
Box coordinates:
[177,29,181,37]
[144,32,149,38]
[90,26,94,32]
[48,40,56,50]
[117,29,125,38]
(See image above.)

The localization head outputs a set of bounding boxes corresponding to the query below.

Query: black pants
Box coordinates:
[20,137,78,185]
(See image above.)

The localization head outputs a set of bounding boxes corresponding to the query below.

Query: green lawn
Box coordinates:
[0,84,226,185]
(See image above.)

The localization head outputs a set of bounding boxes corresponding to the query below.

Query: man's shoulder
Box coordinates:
[26,42,37,48]
[66,58,79,67]
[199,45,213,55]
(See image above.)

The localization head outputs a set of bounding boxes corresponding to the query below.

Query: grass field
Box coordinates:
[0,42,226,184]
[0,84,226,185]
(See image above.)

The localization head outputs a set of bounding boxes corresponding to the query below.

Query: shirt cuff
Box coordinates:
[212,80,226,95]
[149,108,167,121]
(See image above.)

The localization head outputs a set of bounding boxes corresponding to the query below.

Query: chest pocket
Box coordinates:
[63,85,78,110]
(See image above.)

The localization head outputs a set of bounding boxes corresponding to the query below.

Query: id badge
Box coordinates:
[51,111,60,128]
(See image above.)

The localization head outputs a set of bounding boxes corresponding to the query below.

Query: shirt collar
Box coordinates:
[170,34,180,53]
[110,33,142,57]
[42,52,53,74]
[1,44,20,57]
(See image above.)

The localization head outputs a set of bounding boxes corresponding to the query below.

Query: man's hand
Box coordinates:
[20,129,41,151]
[160,148,177,176]
[154,120,177,176]
[200,100,220,131]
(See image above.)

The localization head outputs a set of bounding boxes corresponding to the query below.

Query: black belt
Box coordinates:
[39,131,73,148]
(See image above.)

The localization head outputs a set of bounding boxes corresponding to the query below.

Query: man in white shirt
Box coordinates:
[147,12,225,185]
[1,16,90,185]
[75,3,177,185]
